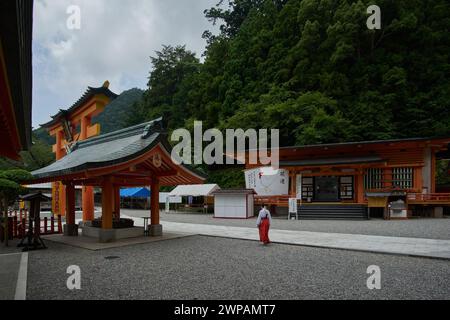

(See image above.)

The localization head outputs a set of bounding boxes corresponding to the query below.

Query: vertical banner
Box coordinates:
[296,174,302,199]
[52,181,60,215]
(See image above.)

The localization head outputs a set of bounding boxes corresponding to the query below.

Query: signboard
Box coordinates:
[165,197,170,213]
[289,198,298,213]
[245,167,289,196]
[159,192,182,204]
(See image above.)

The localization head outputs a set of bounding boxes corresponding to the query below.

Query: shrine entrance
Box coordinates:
[314,176,339,202]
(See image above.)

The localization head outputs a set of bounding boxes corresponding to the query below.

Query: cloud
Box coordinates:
[32,0,219,127]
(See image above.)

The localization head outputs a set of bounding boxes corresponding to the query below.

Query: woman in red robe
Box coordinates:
[257,204,272,245]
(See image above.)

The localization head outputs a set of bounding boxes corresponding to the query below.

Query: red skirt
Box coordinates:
[258,218,270,244]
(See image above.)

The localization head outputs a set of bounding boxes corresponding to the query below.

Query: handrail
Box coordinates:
[407,193,450,202]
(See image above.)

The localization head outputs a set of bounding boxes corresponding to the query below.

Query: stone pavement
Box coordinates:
[43,232,192,251]
[0,252,28,300]
[123,215,450,260]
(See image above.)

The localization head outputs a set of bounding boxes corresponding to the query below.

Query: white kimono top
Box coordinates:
[256,208,272,226]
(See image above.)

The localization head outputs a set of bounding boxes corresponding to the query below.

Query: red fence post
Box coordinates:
[51,216,55,234]
[44,217,48,235]
[57,215,62,234]
[21,218,26,237]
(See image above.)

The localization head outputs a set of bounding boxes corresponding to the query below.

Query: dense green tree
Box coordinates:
[0,170,32,246]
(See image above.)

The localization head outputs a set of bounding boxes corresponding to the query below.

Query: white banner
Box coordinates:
[289,198,298,213]
[160,192,182,204]
[245,167,289,196]
[296,174,302,199]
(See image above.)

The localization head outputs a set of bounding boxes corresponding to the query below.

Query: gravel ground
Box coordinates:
[26,236,450,300]
[121,209,450,240]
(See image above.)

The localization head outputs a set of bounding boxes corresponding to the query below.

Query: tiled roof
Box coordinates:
[31,118,181,180]
[40,83,118,128]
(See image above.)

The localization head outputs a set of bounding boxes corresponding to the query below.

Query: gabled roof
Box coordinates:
[169,184,220,197]
[31,118,206,185]
[40,82,118,128]
[20,192,51,202]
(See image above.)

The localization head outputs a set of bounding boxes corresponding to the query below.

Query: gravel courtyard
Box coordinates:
[26,236,450,300]
[121,209,450,240]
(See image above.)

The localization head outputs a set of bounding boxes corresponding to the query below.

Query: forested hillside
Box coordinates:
[93,88,144,134]
[129,0,450,147]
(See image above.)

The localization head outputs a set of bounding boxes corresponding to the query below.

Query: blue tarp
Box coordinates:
[120,188,150,198]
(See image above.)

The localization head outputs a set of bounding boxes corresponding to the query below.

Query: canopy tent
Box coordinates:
[168,184,220,213]
[169,184,220,197]
[120,187,150,198]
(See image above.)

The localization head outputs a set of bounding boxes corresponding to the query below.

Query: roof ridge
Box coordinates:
[72,117,163,150]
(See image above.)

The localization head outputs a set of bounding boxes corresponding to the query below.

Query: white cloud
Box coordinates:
[32,0,219,127]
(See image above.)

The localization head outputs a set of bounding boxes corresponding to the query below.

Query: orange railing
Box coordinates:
[407,193,450,203]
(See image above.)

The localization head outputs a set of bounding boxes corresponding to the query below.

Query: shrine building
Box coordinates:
[249,137,450,219]
[30,118,205,241]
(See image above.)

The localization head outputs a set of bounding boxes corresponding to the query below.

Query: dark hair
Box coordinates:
[261,204,266,208]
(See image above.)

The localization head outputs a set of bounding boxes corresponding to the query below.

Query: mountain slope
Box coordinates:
[93,88,144,134]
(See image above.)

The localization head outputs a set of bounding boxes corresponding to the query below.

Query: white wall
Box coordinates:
[214,194,248,218]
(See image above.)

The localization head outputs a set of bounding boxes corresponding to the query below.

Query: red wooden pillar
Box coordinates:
[57,215,62,233]
[356,173,365,204]
[101,178,114,230]
[82,186,95,222]
[149,177,162,236]
[114,186,121,220]
[51,216,55,234]
[64,182,78,236]
[44,217,48,235]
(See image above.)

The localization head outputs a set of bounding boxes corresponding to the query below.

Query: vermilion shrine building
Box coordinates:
[250,138,450,219]
[30,118,205,241]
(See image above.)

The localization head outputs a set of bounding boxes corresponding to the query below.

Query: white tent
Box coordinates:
[169,184,220,197]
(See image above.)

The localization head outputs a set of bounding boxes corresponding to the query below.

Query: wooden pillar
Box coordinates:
[385,168,393,188]
[414,167,423,192]
[80,116,90,140]
[82,186,95,221]
[64,182,78,236]
[356,173,365,204]
[150,177,162,236]
[101,178,114,230]
[55,130,66,217]
[289,172,296,197]
[431,151,436,193]
[114,186,121,220]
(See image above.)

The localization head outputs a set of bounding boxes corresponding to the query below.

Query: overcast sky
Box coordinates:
[32,0,219,128]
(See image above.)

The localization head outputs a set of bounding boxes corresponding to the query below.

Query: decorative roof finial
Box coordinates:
[102,80,110,88]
